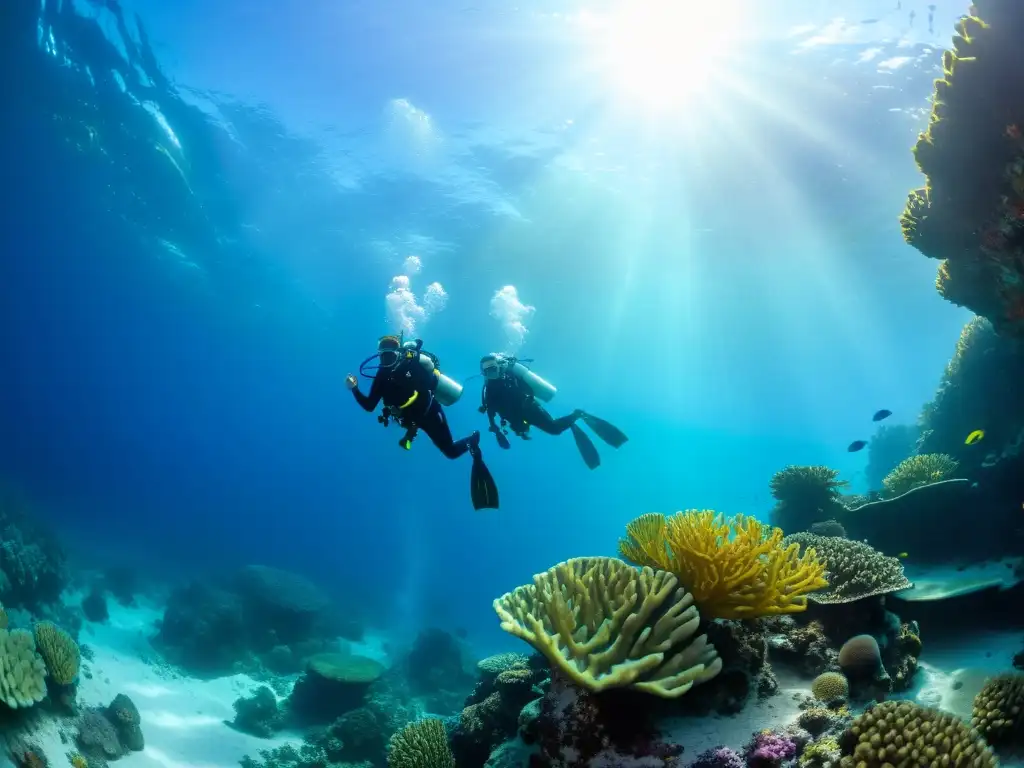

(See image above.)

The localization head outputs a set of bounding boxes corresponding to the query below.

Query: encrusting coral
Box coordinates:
[881,453,959,497]
[618,511,828,620]
[838,700,997,767]
[493,556,722,698]
[972,672,1024,749]
[768,465,848,533]
[386,718,454,768]
[783,534,912,603]
[0,628,48,709]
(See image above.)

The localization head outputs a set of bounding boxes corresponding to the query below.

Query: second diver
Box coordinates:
[347,335,499,510]
[477,352,627,469]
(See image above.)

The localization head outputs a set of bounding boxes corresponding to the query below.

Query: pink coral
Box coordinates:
[744,730,796,767]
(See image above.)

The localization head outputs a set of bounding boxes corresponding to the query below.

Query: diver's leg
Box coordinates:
[526,403,582,435]
[420,402,478,459]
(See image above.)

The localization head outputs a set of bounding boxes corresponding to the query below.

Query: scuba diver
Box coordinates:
[346,335,499,510]
[477,352,628,469]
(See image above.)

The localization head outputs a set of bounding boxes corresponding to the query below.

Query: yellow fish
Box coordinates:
[898,552,909,559]
[965,429,985,445]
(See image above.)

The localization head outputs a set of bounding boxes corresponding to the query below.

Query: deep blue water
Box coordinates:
[0,0,974,646]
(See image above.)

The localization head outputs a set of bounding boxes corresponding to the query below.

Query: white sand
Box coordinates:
[29,600,303,768]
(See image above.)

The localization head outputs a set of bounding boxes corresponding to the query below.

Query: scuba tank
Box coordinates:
[484,352,557,402]
[404,341,463,406]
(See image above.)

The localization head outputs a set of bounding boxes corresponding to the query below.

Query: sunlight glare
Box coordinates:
[598,0,749,113]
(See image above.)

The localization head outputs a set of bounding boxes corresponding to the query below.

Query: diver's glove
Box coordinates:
[345,374,357,390]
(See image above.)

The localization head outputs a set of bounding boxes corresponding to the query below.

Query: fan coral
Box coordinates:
[769,465,848,533]
[493,556,721,698]
[386,719,454,768]
[0,628,47,708]
[810,672,849,704]
[33,621,80,685]
[838,700,996,766]
[881,453,959,497]
[972,672,1024,748]
[618,511,828,620]
[783,534,912,603]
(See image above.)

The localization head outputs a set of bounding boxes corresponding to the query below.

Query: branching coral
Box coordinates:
[493,556,722,698]
[768,466,848,534]
[386,718,455,768]
[881,453,959,497]
[619,511,828,620]
[783,534,912,603]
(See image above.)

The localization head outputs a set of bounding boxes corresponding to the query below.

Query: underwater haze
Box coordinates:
[0,0,974,643]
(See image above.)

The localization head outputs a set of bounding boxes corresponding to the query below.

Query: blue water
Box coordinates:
[0,0,973,647]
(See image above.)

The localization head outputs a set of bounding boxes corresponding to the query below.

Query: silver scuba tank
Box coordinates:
[416,352,464,406]
[510,360,557,402]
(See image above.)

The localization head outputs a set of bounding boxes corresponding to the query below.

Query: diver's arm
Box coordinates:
[352,375,383,412]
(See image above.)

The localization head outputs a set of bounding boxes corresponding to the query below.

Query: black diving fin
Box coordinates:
[470,449,499,510]
[571,423,601,469]
[580,413,628,449]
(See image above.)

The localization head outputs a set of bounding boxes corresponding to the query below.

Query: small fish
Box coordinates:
[965,429,985,445]
[848,440,868,452]
[872,409,892,422]
[898,552,908,558]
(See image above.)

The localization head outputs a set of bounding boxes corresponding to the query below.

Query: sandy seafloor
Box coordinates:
[11,600,1024,768]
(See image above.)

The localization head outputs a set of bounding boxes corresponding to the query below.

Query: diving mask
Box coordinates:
[377,335,402,368]
[480,353,509,380]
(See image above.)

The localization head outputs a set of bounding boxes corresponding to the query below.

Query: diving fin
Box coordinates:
[580,413,628,448]
[571,423,601,470]
[470,449,499,510]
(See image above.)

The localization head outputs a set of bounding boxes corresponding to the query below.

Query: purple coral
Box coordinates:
[744,730,797,767]
[688,746,745,767]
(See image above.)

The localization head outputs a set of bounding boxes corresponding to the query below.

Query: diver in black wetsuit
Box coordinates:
[346,336,498,509]
[478,352,628,470]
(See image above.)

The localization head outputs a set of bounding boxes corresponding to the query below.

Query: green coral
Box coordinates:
[881,453,959,497]
[972,672,1024,748]
[0,628,47,708]
[386,718,454,768]
[768,465,848,533]
[810,672,849,703]
[33,621,80,685]
[800,736,840,767]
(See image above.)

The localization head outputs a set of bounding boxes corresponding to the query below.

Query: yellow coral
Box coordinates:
[493,557,721,698]
[387,718,455,768]
[34,622,80,686]
[618,511,828,620]
[881,453,959,498]
[69,754,88,768]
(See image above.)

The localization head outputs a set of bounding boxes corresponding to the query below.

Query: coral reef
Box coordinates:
[0,486,68,611]
[493,556,721,697]
[618,511,828,619]
[744,730,796,767]
[808,520,846,538]
[0,628,48,708]
[405,628,475,714]
[765,618,835,677]
[74,694,145,763]
[972,672,1024,749]
[288,652,384,725]
[838,700,997,766]
[107,693,143,752]
[783,534,912,604]
[865,424,919,492]
[230,686,283,738]
[232,565,330,647]
[386,718,454,768]
[881,453,959,498]
[768,465,848,534]
[688,747,745,768]
[521,671,683,767]
[899,1,1024,337]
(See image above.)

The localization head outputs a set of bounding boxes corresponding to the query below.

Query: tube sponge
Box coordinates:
[619,511,828,619]
[386,718,455,768]
[493,556,722,698]
[0,628,48,708]
[34,622,80,685]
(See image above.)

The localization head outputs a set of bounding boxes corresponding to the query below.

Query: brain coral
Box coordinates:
[0,628,47,708]
[972,672,1024,747]
[783,534,912,603]
[838,635,882,675]
[839,700,996,767]
[811,672,849,703]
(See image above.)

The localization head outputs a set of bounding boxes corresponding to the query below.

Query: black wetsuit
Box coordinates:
[483,374,580,438]
[353,356,475,459]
